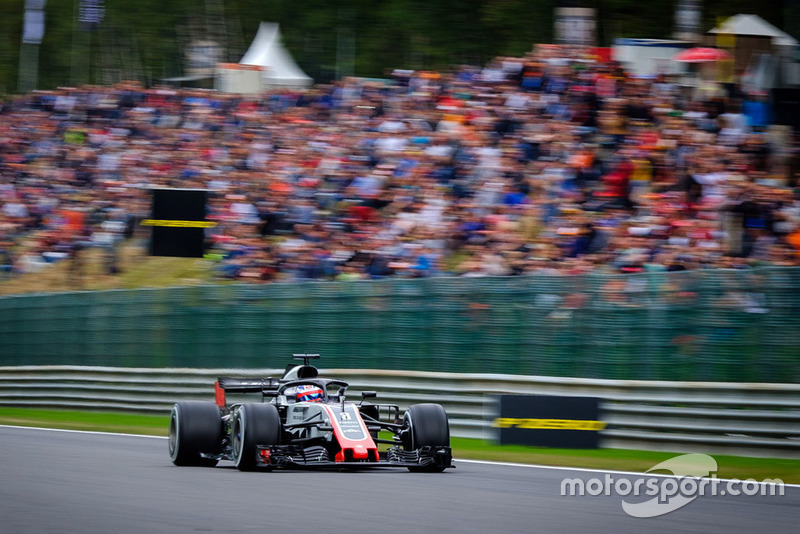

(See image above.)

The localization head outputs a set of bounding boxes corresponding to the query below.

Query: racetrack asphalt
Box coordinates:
[1,426,797,534]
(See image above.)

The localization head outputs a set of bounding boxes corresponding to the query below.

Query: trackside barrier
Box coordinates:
[0,366,798,459]
[2,271,799,383]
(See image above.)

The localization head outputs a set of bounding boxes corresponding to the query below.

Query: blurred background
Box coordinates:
[0,0,796,93]
[1,0,799,463]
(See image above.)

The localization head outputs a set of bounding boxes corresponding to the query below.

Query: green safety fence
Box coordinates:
[1,267,798,383]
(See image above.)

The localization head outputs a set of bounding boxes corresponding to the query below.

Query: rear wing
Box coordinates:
[214,355,322,407]
[215,377,280,407]
[217,377,280,393]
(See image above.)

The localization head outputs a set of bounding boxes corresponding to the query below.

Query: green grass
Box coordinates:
[0,407,168,435]
[450,438,800,482]
[0,241,218,296]
[2,407,799,483]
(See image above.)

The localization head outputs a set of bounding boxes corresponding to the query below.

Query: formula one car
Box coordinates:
[168,354,453,472]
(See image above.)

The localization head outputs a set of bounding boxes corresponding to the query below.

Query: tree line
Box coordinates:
[0,0,790,93]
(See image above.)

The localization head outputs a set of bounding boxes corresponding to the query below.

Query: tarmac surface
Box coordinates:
[1,425,797,533]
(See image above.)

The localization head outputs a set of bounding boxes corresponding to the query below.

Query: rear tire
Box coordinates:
[403,403,450,473]
[232,403,281,471]
[169,401,223,467]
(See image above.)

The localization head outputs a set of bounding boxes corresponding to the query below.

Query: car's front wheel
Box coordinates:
[169,401,223,467]
[403,403,450,473]
[232,403,281,471]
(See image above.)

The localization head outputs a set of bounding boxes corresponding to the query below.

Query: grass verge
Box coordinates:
[0,241,217,296]
[2,407,798,483]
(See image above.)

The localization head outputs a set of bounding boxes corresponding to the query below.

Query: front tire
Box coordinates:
[403,403,450,473]
[232,403,281,471]
[169,401,223,467]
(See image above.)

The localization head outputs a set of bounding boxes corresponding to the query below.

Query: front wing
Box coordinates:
[256,444,454,469]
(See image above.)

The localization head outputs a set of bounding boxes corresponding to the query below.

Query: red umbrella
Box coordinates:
[672,47,733,63]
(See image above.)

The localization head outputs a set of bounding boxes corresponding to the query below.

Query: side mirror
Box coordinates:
[359,391,377,408]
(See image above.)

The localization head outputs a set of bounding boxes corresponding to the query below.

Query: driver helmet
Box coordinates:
[296,384,323,403]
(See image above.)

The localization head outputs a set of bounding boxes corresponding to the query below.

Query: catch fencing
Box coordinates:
[0,366,798,459]
[1,267,799,383]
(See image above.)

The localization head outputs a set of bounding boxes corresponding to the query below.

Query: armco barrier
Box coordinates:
[1,366,798,459]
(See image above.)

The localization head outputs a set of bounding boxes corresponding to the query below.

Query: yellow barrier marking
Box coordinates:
[491,418,607,431]
[141,219,218,228]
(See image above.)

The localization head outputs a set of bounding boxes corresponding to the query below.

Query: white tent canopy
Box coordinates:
[709,14,798,48]
[239,22,313,87]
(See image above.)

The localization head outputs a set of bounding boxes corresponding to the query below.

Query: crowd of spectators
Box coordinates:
[2,44,800,283]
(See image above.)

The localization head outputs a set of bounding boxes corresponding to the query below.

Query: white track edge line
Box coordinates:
[3,425,798,488]
[0,424,165,439]
[455,458,800,488]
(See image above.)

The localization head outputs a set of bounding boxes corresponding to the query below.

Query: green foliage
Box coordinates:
[0,0,24,93]
[0,1,794,91]
[481,0,555,57]
[596,0,675,43]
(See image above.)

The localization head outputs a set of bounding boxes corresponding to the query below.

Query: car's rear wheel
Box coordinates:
[403,403,450,473]
[232,403,281,471]
[169,401,223,467]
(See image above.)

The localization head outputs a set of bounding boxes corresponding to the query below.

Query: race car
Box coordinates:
[168,354,453,472]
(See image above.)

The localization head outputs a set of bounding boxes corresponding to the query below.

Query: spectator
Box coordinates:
[0,53,797,288]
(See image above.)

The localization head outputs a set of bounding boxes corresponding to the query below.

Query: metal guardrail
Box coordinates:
[1,366,798,459]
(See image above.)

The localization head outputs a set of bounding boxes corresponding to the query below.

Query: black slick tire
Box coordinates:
[232,403,281,471]
[403,403,450,473]
[169,401,223,467]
